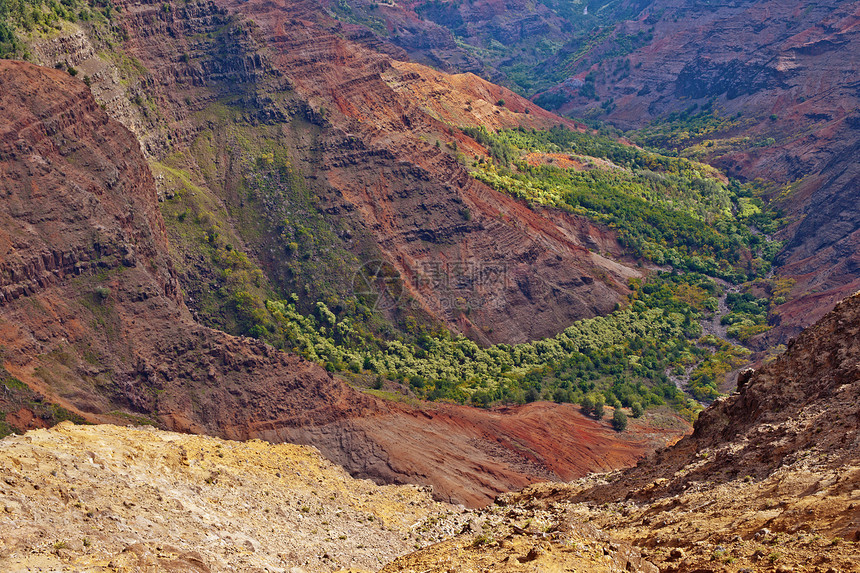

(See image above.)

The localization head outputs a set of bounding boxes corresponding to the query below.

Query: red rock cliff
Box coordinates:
[0,60,683,506]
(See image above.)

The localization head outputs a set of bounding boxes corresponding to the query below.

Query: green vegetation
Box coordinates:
[501,14,651,96]
[155,119,781,418]
[580,393,605,419]
[722,291,771,343]
[445,125,785,408]
[0,0,790,428]
[0,0,119,59]
[460,126,516,165]
[325,0,652,97]
[468,126,781,282]
[612,408,628,431]
[716,275,793,343]
[631,103,786,165]
[633,103,748,151]
[156,145,279,340]
[205,271,728,419]
[688,335,751,401]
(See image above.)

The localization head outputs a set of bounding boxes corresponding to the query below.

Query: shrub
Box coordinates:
[612,408,628,431]
[593,394,605,420]
[580,394,594,415]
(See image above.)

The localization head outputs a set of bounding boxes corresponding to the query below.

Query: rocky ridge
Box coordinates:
[390,289,860,572]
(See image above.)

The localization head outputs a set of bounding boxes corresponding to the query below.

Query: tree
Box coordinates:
[631,401,644,418]
[593,394,605,420]
[612,408,628,431]
[581,394,594,415]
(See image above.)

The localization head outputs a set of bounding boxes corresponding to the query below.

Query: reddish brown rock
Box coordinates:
[0,59,685,506]
[258,401,684,507]
[75,0,640,345]
[543,0,860,340]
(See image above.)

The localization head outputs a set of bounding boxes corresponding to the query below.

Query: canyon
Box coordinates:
[322,0,860,344]
[0,57,683,508]
[1,1,860,571]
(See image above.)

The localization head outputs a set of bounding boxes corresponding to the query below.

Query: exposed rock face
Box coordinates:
[495,289,860,571]
[4,285,860,573]
[24,0,641,345]
[0,60,179,309]
[354,0,569,78]
[771,137,860,336]
[0,422,456,572]
[1,273,858,573]
[540,0,860,339]
[0,59,683,507]
[264,401,686,507]
[314,0,652,91]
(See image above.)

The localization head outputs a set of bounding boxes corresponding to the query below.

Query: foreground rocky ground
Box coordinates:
[384,291,860,573]
[0,422,665,572]
[0,422,465,572]
[5,413,856,572]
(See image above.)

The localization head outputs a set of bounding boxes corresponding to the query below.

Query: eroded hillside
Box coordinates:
[0,59,686,507]
[0,422,456,571]
[386,290,860,572]
[8,0,644,346]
